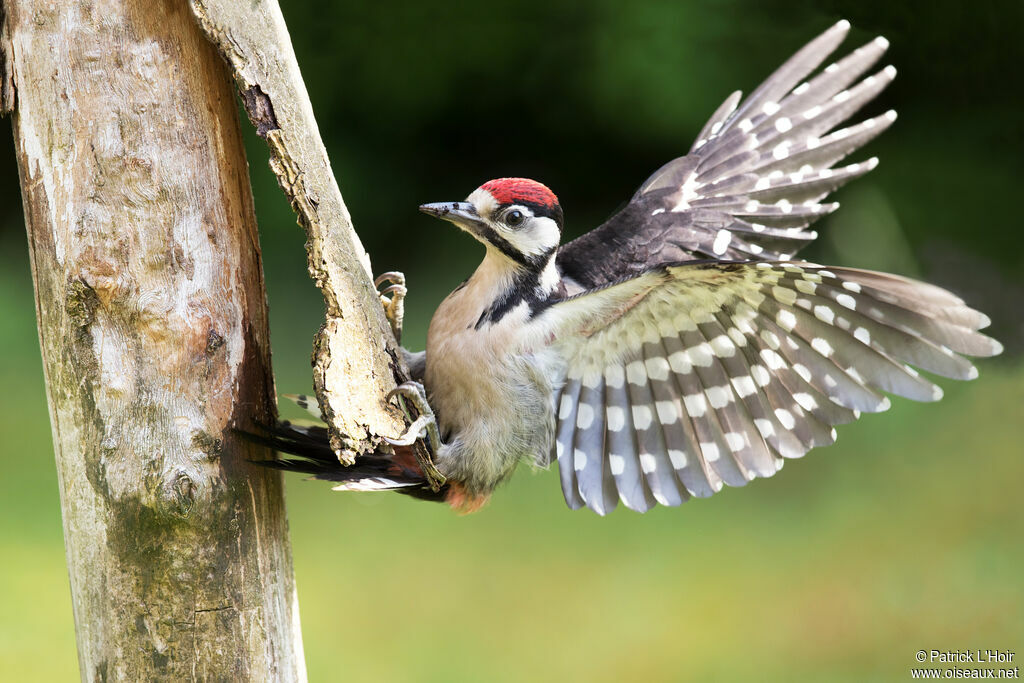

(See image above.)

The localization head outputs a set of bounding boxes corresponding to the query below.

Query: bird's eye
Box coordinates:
[505,210,524,227]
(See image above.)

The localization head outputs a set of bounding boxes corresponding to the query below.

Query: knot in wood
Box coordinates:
[161,469,197,518]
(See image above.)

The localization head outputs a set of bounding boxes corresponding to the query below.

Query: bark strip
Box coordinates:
[189,0,408,461]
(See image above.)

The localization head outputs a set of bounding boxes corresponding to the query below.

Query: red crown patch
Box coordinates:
[480,178,559,209]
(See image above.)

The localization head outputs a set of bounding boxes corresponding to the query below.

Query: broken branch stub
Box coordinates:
[189,0,407,460]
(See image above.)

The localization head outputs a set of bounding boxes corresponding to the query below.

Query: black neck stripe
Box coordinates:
[478,226,556,272]
[473,249,559,329]
[477,225,531,268]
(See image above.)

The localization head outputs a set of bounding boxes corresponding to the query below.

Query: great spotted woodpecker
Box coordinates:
[257,21,1002,514]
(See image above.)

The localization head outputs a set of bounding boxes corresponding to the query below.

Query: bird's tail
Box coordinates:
[240,420,448,503]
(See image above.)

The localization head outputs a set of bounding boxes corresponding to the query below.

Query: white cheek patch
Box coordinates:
[525,216,561,254]
[498,229,533,258]
[498,213,560,258]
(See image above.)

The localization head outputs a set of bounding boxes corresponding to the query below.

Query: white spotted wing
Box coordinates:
[558,20,898,290]
[543,262,1002,514]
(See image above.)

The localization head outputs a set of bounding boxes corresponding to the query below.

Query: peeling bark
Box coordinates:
[5,0,305,679]
[188,0,408,461]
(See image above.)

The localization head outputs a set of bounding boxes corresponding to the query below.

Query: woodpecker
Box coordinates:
[257,21,1002,514]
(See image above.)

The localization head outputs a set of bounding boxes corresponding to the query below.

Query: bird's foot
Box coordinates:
[385,381,446,490]
[385,381,442,450]
[374,271,407,344]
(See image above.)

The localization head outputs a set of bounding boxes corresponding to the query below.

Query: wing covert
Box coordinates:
[542,262,1002,514]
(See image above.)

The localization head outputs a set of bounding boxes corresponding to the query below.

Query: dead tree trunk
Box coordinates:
[3,0,306,679]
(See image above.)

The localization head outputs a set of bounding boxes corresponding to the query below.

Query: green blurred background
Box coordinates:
[2,1,1022,680]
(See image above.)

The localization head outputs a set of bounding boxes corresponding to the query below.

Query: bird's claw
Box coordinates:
[385,380,422,405]
[385,381,442,452]
[382,414,434,447]
[374,271,406,289]
[386,381,446,490]
[375,271,406,344]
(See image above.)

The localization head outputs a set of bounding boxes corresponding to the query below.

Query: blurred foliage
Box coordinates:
[0,0,1021,680]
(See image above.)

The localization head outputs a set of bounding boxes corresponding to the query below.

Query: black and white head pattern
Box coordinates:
[468,178,564,268]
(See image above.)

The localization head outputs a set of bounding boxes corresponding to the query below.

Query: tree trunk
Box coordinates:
[3,0,306,679]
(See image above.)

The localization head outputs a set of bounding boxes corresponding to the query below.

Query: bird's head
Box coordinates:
[420,178,563,271]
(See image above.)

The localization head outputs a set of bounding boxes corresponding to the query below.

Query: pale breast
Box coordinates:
[424,273,563,491]
[425,284,534,439]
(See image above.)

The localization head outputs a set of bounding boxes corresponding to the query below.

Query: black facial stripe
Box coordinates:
[474,268,539,329]
[473,250,562,328]
[476,225,532,268]
[477,223,555,272]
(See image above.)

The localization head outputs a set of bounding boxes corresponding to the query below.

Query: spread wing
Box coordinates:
[540,262,1002,514]
[558,20,896,290]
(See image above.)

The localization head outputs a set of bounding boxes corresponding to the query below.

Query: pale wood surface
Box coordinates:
[5,0,306,678]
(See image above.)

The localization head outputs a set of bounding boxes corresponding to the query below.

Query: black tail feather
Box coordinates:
[239,421,447,503]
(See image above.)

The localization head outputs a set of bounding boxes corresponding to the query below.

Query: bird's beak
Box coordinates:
[419,201,486,235]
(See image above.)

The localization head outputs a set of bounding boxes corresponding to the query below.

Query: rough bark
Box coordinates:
[189,0,408,462]
[4,0,306,680]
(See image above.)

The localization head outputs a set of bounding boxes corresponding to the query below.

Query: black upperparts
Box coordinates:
[556,189,687,289]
